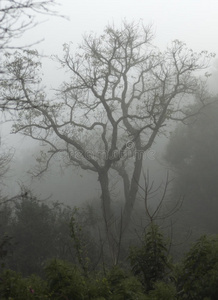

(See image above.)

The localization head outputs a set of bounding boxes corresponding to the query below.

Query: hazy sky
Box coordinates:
[28,0,218,55]
[19,0,218,92]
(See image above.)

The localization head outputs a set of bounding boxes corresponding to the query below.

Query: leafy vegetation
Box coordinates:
[177,235,218,300]
[0,191,75,276]
[1,205,218,299]
[129,223,170,291]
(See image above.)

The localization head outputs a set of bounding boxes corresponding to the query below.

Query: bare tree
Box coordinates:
[1,21,214,239]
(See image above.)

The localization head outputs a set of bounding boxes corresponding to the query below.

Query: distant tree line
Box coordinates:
[165,99,218,240]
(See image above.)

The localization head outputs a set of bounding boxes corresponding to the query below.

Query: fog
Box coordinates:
[1,0,218,264]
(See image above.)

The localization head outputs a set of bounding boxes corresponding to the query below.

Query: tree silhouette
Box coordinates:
[1,21,214,258]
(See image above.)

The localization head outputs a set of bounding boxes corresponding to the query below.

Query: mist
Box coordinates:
[1,1,218,297]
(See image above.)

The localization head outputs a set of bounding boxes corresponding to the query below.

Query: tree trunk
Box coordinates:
[98,169,112,223]
[98,168,118,264]
[122,149,143,231]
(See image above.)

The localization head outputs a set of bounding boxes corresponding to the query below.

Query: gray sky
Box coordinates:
[20,0,218,92]
[30,0,218,55]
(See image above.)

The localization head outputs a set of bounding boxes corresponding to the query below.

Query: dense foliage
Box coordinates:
[177,235,218,300]
[129,223,170,291]
[0,191,74,276]
[1,200,218,299]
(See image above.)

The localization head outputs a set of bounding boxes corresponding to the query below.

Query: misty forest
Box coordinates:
[1,1,218,299]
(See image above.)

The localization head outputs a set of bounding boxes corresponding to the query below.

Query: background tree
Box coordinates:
[1,22,214,257]
[0,190,106,276]
[165,99,218,237]
[0,190,75,276]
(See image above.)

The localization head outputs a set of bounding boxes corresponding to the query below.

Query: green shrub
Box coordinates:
[147,281,177,300]
[25,274,48,298]
[0,269,46,299]
[45,258,86,300]
[107,266,146,300]
[85,275,110,299]
[0,269,27,300]
[129,224,170,291]
[178,235,218,300]
[1,192,74,277]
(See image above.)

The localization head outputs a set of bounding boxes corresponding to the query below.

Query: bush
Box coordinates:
[107,265,146,300]
[0,269,46,299]
[45,258,86,300]
[147,281,177,300]
[1,191,74,277]
[129,223,170,291]
[3,223,218,300]
[178,235,218,300]
[85,275,110,299]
